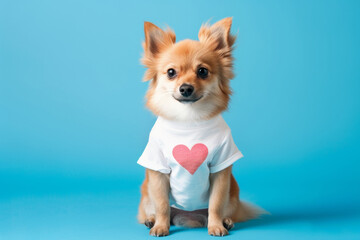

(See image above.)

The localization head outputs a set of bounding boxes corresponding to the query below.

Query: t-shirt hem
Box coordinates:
[170,203,209,211]
[209,151,243,173]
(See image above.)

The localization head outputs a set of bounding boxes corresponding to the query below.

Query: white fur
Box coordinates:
[149,74,224,121]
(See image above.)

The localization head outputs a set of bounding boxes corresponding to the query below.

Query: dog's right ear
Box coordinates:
[143,22,175,56]
[142,22,176,81]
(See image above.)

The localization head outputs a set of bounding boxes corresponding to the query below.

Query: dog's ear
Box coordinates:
[198,17,235,51]
[143,22,175,56]
[199,18,236,82]
[142,22,176,81]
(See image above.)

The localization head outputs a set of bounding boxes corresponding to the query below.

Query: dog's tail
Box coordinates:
[234,200,269,222]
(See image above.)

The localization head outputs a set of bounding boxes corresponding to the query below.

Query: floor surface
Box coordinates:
[1,175,359,240]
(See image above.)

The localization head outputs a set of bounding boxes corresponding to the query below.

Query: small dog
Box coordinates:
[137,17,263,237]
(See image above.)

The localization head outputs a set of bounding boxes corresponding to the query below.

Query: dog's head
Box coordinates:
[141,18,236,121]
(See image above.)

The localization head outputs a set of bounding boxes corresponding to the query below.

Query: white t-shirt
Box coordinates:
[137,115,243,211]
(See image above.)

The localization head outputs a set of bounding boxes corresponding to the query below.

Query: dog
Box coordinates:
[137,17,263,237]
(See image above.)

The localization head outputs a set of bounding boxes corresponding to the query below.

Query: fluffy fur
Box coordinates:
[142,18,234,121]
[138,18,264,237]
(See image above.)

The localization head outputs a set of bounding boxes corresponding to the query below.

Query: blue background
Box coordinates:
[1,0,360,239]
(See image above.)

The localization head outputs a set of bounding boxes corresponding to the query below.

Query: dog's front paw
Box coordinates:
[149,225,169,237]
[208,225,229,236]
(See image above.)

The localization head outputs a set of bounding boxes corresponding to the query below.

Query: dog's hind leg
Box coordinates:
[171,207,208,228]
[224,174,265,225]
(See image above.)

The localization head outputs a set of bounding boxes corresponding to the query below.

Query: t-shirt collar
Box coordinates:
[157,114,222,130]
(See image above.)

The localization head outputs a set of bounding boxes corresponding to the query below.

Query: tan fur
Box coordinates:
[138,18,263,237]
[138,169,171,236]
[142,18,235,121]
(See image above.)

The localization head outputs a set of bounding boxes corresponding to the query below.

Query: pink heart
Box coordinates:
[172,143,208,175]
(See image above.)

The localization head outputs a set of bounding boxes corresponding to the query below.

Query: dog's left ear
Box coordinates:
[198,17,235,51]
[199,17,236,82]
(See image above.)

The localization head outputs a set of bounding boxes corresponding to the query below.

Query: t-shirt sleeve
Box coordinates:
[137,133,171,174]
[209,130,243,173]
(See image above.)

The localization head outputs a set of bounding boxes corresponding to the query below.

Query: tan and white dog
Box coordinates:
[137,17,263,237]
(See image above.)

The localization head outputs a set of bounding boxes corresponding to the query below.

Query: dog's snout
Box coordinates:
[179,84,194,97]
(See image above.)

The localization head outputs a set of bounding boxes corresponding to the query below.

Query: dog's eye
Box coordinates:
[167,68,177,79]
[197,67,208,79]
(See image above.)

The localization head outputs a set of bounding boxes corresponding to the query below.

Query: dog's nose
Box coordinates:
[179,84,194,97]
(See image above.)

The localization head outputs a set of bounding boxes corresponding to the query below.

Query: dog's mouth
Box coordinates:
[173,95,203,104]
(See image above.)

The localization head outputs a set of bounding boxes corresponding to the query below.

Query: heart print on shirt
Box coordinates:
[172,143,208,175]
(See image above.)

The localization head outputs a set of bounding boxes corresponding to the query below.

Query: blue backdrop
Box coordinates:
[1,0,359,239]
